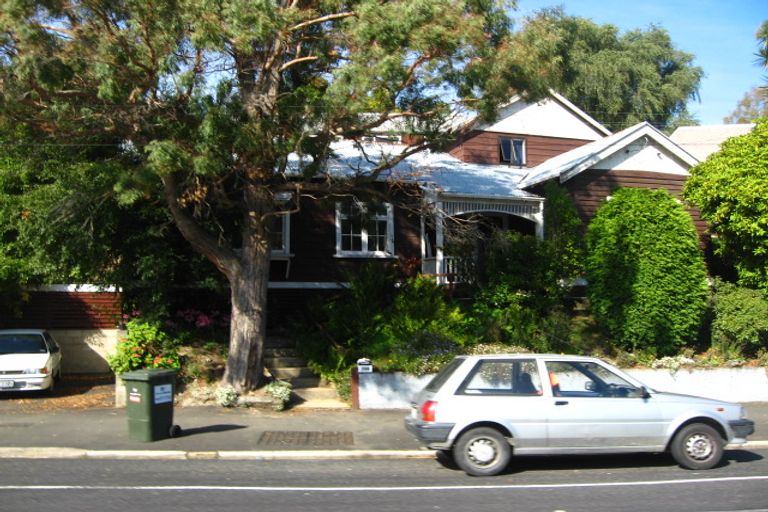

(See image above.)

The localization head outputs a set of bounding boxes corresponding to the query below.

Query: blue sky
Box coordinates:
[516,0,767,125]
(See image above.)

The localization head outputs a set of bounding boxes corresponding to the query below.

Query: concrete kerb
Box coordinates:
[1,443,767,460]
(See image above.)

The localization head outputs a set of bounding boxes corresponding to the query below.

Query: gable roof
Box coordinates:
[670,124,755,161]
[467,90,612,140]
[518,122,699,189]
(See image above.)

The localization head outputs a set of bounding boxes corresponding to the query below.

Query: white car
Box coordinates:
[0,329,63,393]
[405,354,755,476]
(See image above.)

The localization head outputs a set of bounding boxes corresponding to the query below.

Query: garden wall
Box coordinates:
[357,367,768,409]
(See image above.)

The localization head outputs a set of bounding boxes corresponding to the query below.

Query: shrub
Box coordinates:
[469,282,575,354]
[215,385,239,407]
[298,269,471,377]
[585,188,708,355]
[541,180,585,279]
[108,319,181,375]
[265,380,293,411]
[710,279,768,358]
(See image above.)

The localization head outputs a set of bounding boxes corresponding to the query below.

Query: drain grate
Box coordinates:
[257,431,354,447]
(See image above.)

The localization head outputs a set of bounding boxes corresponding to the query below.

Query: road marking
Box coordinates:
[1,475,767,492]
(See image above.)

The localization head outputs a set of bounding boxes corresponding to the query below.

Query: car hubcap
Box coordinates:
[467,438,497,465]
[685,433,714,460]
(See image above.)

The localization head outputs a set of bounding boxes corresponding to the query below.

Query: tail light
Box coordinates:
[421,400,437,422]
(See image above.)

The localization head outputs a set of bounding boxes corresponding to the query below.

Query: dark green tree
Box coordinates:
[757,20,768,75]
[0,123,224,318]
[0,1,560,390]
[585,188,708,355]
[524,10,703,132]
[684,119,768,292]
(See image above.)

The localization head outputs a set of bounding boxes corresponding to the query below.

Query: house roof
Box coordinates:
[466,90,612,140]
[288,139,541,200]
[518,122,699,189]
[669,124,755,161]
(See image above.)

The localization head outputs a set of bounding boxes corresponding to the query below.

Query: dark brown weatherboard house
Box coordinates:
[2,92,708,372]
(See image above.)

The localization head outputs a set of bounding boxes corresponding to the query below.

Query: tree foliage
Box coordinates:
[757,20,768,78]
[710,279,768,358]
[525,9,703,131]
[0,123,224,317]
[684,119,768,291]
[585,188,708,355]
[0,1,560,390]
[725,87,767,123]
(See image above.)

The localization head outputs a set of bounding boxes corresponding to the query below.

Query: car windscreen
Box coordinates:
[0,334,48,354]
[425,357,464,392]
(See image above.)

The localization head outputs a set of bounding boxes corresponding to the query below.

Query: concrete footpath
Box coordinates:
[1,404,767,460]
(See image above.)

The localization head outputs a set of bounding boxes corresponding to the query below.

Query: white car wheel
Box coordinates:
[453,427,511,476]
[670,423,724,470]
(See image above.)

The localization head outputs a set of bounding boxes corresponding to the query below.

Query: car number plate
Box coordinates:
[0,380,14,388]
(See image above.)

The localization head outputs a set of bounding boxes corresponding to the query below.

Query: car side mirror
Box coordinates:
[640,386,651,399]
[585,381,596,391]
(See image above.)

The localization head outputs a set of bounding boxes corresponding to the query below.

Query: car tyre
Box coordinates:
[670,423,724,470]
[453,427,511,476]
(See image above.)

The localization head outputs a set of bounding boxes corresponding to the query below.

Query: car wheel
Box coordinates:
[45,375,56,395]
[670,423,724,470]
[453,427,511,476]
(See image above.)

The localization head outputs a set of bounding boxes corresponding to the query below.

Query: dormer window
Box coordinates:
[500,137,525,166]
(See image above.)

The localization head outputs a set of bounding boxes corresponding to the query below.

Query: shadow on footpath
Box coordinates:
[179,424,248,437]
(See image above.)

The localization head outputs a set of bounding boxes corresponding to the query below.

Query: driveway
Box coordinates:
[0,374,115,411]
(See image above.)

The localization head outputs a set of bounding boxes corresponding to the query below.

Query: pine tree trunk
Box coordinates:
[222,251,269,391]
[163,173,273,392]
[222,184,272,391]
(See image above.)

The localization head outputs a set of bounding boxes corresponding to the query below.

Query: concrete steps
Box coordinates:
[264,335,348,409]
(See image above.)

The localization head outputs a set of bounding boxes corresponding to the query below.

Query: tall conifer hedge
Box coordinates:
[585,188,708,355]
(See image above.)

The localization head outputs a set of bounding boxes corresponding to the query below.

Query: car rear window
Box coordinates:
[459,359,542,395]
[0,334,48,354]
[425,357,465,392]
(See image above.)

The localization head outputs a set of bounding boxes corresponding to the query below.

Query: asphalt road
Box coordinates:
[2,449,767,512]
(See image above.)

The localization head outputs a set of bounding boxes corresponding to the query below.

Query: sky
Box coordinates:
[516,0,767,125]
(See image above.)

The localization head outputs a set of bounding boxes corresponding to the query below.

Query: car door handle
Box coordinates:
[555,401,569,406]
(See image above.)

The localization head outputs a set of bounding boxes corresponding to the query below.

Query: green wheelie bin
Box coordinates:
[122,369,181,442]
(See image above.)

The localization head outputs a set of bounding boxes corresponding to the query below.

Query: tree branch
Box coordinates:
[162,173,240,278]
[288,12,356,33]
[278,55,319,72]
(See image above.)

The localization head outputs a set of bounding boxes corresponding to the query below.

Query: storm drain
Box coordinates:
[257,431,354,447]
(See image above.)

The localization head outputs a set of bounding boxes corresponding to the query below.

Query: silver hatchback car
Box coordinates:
[405,354,755,476]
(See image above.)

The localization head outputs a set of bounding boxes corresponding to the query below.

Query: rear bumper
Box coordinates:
[729,419,755,440]
[404,417,455,447]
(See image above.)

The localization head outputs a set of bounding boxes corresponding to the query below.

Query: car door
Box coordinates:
[543,359,665,450]
[453,358,550,449]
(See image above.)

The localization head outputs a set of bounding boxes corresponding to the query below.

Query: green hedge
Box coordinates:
[585,188,708,355]
[711,279,768,357]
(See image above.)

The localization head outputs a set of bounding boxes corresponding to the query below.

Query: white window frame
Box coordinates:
[500,137,526,166]
[269,213,292,259]
[335,201,395,258]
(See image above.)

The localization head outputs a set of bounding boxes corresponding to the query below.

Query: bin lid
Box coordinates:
[120,368,178,381]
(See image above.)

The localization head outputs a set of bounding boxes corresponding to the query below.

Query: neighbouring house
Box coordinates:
[2,92,722,372]
[670,124,755,161]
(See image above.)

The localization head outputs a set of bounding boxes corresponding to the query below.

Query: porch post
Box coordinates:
[534,199,545,240]
[435,202,445,285]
